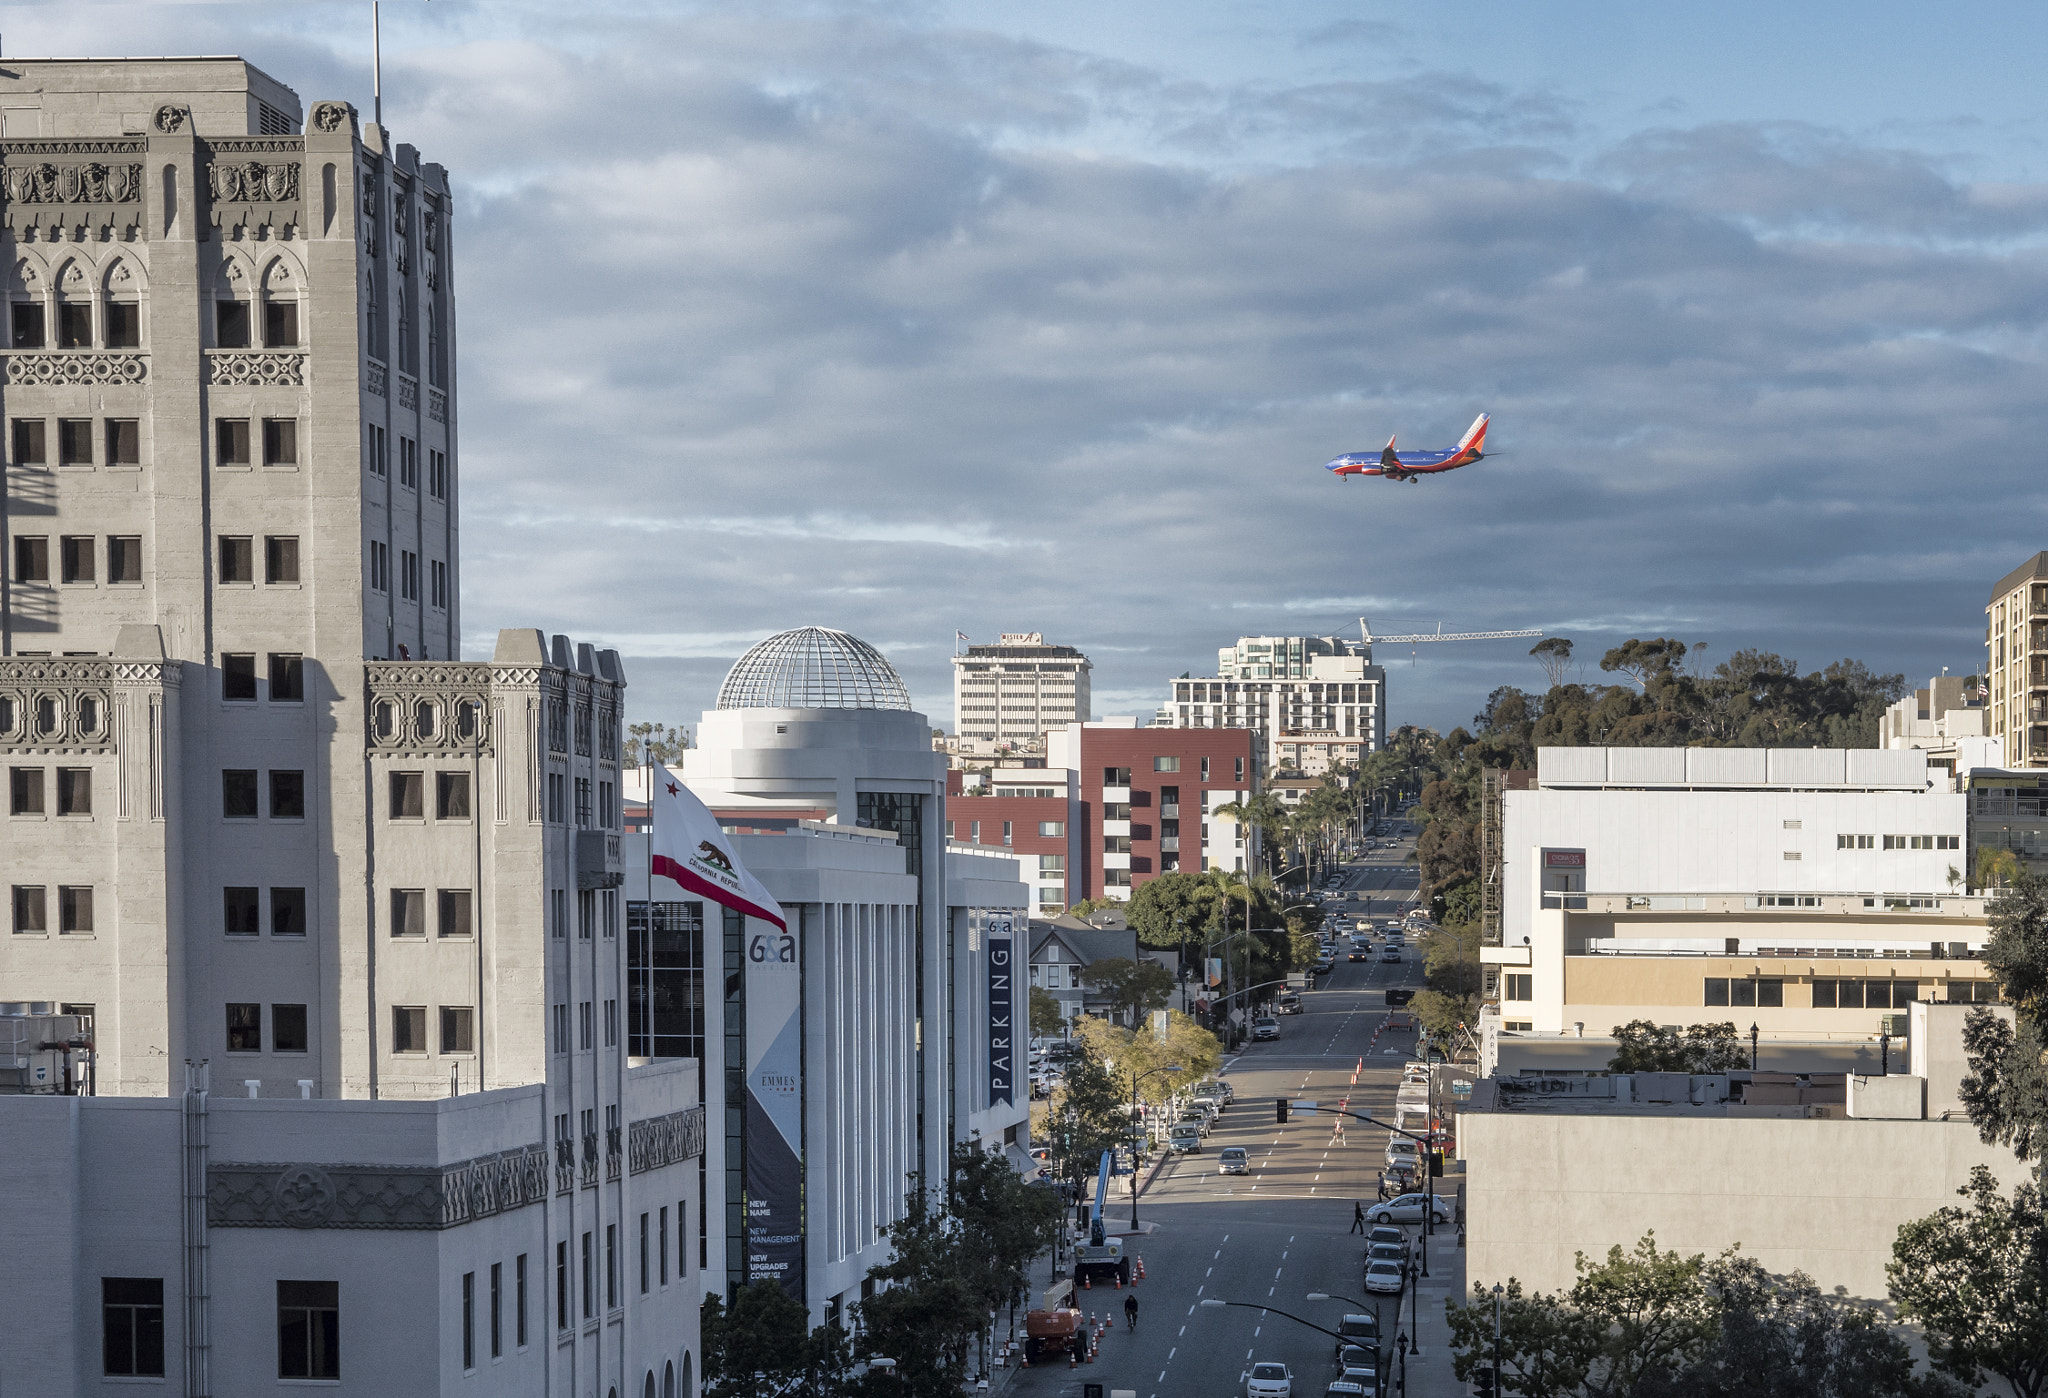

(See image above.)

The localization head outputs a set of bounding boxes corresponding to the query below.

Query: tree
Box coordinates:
[1062,897,1121,919]
[1081,956,1174,1024]
[625,720,688,767]
[702,1282,854,1397]
[856,1181,987,1397]
[948,1140,1061,1361]
[1607,1020,1748,1074]
[1041,1041,1128,1187]
[1533,637,1576,687]
[1073,1010,1222,1111]
[1125,870,1219,952]
[1888,1166,2048,1398]
[1029,984,1065,1039]
[1958,870,2048,1169]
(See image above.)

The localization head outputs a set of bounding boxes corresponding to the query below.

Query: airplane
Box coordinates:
[1326,413,1490,482]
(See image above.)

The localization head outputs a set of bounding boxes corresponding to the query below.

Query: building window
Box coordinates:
[272,887,307,937]
[429,448,447,499]
[1814,978,1921,1009]
[265,535,300,583]
[59,885,93,933]
[515,1254,528,1349]
[390,888,425,938]
[430,558,448,609]
[1236,756,1245,782]
[439,889,473,938]
[1201,756,1210,782]
[606,1223,618,1311]
[391,1005,427,1054]
[56,767,91,816]
[603,998,618,1047]
[461,1270,476,1371]
[264,299,299,347]
[430,770,471,820]
[1782,851,1802,861]
[11,301,42,347]
[217,417,251,465]
[219,535,254,584]
[222,653,258,701]
[224,886,260,937]
[1703,977,1783,1008]
[441,1005,474,1054]
[1103,767,1131,786]
[490,1261,503,1360]
[400,549,419,601]
[262,417,298,467]
[1038,820,1065,837]
[58,418,91,465]
[57,301,91,348]
[557,1242,569,1331]
[270,653,304,702]
[12,884,46,933]
[108,535,143,583]
[105,418,139,465]
[106,301,140,348]
[1153,755,1180,772]
[273,1003,308,1053]
[659,1207,669,1286]
[369,539,388,592]
[1504,973,1532,1001]
[581,1232,593,1320]
[270,769,305,819]
[390,771,424,819]
[1837,834,1874,849]
[222,769,259,819]
[13,534,47,582]
[102,1278,165,1377]
[399,436,418,490]
[9,767,42,815]
[225,1002,261,1052]
[13,417,45,463]
[639,1212,650,1294]
[216,300,250,348]
[60,535,95,582]
[277,1280,340,1380]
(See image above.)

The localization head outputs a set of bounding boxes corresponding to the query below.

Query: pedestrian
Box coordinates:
[1351,1200,1366,1234]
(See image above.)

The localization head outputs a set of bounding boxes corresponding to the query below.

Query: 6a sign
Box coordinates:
[749,933,796,964]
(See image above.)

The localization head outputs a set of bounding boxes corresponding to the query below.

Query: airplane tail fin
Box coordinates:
[1379,435,1399,469]
[1458,413,1490,454]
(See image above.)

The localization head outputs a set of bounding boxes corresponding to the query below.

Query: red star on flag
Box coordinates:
[666,782,680,796]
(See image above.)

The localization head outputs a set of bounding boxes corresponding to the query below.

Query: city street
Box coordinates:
[1009,833,1471,1398]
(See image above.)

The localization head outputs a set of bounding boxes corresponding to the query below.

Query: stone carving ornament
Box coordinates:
[274,1165,338,1227]
[153,104,189,134]
[312,101,351,133]
[4,353,147,386]
[205,351,306,388]
[4,162,143,204]
[207,160,299,203]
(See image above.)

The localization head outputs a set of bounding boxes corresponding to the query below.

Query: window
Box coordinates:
[58,418,91,465]
[59,535,94,582]
[1153,755,1180,772]
[600,780,615,829]
[108,536,142,583]
[56,767,90,816]
[264,299,299,347]
[436,771,470,819]
[1504,973,1532,1001]
[11,302,43,347]
[1235,756,1245,782]
[12,885,46,933]
[547,772,565,823]
[219,535,254,584]
[659,1207,669,1286]
[224,886,260,937]
[367,423,387,477]
[441,1005,474,1054]
[102,1278,165,1377]
[9,767,44,816]
[392,1005,426,1053]
[430,558,448,609]
[462,1271,475,1371]
[516,1254,528,1348]
[269,653,304,702]
[1783,820,1801,830]
[438,889,473,938]
[399,436,418,490]
[429,448,447,499]
[1103,835,1130,854]
[58,301,91,348]
[390,771,424,818]
[552,1002,569,1053]
[1039,854,1066,873]
[1704,977,1783,1008]
[579,1000,593,1050]
[105,418,139,465]
[264,535,299,584]
[581,1232,593,1320]
[1103,767,1131,786]
[55,884,93,934]
[1039,820,1065,837]
[216,417,251,465]
[263,418,297,467]
[606,1223,618,1311]
[1201,756,1211,782]
[1782,851,1802,861]
[273,1003,308,1053]
[557,1242,569,1331]
[400,549,419,601]
[223,653,258,701]
[226,1002,261,1052]
[490,1261,503,1360]
[1938,834,1960,849]
[552,888,567,939]
[105,301,140,348]
[277,1280,340,1380]
[1814,979,1921,1009]
[604,998,618,1047]
[1002,819,1013,846]
[390,888,425,938]
[1837,834,1874,849]
[369,540,388,592]
[12,417,45,463]
[222,769,259,819]
[270,769,305,819]
[272,887,307,937]
[215,300,250,348]
[14,535,48,581]
[639,1212,650,1293]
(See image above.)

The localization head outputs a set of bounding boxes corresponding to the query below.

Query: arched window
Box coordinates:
[216,257,253,348]
[681,1353,692,1397]
[9,258,46,349]
[261,257,302,347]
[53,259,90,348]
[643,1374,655,1398]
[663,1360,675,1398]
[103,258,143,348]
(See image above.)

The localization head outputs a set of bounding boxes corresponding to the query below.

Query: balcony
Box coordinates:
[1103,851,1132,870]
[1160,836,1180,853]
[1160,803,1179,819]
[1102,785,1131,803]
[1103,819,1131,836]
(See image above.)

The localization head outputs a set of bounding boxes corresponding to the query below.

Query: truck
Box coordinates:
[1072,1151,1132,1287]
[1022,1279,1087,1364]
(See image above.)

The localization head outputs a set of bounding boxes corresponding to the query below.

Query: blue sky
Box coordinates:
[13,3,2048,734]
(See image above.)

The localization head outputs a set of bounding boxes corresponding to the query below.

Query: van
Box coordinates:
[1219,1146,1249,1175]
[1169,1123,1203,1154]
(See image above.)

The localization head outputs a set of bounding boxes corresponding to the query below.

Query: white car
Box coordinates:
[1247,1361,1293,1397]
[1366,1192,1452,1225]
[1252,1017,1280,1041]
[1364,1259,1404,1295]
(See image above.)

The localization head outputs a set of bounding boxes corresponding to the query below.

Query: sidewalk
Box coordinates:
[1396,1226,1469,1398]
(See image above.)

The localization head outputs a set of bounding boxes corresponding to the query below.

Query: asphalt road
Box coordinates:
[1007,831,1469,1398]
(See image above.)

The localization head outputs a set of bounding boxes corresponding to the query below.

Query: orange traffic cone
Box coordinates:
[1137,1257,1146,1280]
[1084,1275,1092,1289]
[1069,1349,1077,1370]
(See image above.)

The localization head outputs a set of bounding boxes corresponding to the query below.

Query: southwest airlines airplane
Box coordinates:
[1326,413,1490,482]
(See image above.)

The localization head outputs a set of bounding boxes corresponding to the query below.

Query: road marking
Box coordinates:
[1169,1348,1176,1358]
[1178,1325,1186,1336]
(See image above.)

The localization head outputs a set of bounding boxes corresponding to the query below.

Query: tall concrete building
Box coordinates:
[1159,633,1386,775]
[1985,553,2048,769]
[951,632,1091,750]
[0,60,700,1395]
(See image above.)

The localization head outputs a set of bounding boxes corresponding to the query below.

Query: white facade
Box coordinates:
[1881,673,1999,782]
[951,632,1092,748]
[1160,633,1387,772]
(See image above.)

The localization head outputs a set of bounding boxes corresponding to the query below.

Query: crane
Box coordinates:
[1360,618,1546,646]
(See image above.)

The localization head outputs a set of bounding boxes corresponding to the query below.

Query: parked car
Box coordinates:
[1177,1110,1213,1138]
[1367,1241,1407,1272]
[1219,1146,1249,1175]
[1366,1193,1452,1226]
[1168,1123,1203,1153]
[1364,1259,1405,1295]
[1247,1361,1293,1397]
[1338,1344,1379,1373]
[1323,1384,1368,1398]
[1335,1313,1381,1354]
[1384,1138,1420,1171]
[1365,1225,1406,1254]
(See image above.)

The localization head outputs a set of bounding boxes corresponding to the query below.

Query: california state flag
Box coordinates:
[650,773,787,931]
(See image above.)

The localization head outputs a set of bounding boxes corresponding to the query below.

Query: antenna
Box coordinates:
[372,1,382,128]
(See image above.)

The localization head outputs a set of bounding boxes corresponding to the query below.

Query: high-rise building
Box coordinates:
[1985,553,2048,769]
[1159,634,1386,775]
[951,632,1091,749]
[0,60,698,1394]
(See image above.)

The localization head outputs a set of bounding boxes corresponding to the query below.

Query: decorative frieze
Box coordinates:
[4,161,143,205]
[209,1145,550,1231]
[205,349,307,388]
[365,359,387,398]
[0,657,146,754]
[628,1106,707,1174]
[427,387,447,423]
[366,662,495,754]
[205,158,299,204]
[4,352,148,386]
[397,374,418,412]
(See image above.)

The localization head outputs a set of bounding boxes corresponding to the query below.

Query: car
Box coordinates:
[1177,1111,1213,1138]
[1276,990,1303,1015]
[1219,1145,1250,1175]
[1366,1224,1406,1252]
[1384,988,1415,1007]
[1367,1192,1452,1225]
[1252,1017,1280,1041]
[1338,1364,1381,1394]
[1348,946,1370,963]
[1334,1313,1381,1353]
[1367,1241,1407,1271]
[1364,1259,1405,1295]
[1384,1138,1420,1171]
[1168,1125,1203,1153]
[1338,1343,1379,1373]
[1380,947,1402,963]
[1247,1361,1293,1397]
[1323,1384,1367,1398]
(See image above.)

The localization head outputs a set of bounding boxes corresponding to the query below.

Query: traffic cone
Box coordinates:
[1084,1275,1091,1289]
[1069,1350,1077,1370]
[1137,1257,1146,1280]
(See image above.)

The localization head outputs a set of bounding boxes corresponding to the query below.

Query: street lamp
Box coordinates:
[1126,1063,1183,1228]
[1749,1022,1760,1071]
[1493,1282,1504,1395]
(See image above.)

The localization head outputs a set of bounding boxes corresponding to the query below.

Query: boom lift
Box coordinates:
[1072,1150,1131,1287]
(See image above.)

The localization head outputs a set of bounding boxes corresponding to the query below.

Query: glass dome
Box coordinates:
[716,627,912,711]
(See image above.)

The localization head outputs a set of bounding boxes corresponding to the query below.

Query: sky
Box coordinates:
[14,2,2048,734]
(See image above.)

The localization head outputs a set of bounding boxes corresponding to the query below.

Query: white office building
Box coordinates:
[1160,634,1386,774]
[951,632,1091,750]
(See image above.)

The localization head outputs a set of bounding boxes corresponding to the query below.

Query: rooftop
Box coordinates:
[715,627,911,711]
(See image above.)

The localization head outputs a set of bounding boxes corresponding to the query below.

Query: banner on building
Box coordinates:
[745,910,804,1298]
[986,912,1015,1107]
[1206,957,1223,989]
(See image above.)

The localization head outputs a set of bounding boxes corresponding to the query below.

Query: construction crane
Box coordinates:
[1360,617,1546,665]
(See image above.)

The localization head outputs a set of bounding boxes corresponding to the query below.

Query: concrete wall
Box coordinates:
[1459,1111,2031,1302]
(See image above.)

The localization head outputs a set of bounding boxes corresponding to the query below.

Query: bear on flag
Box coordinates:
[648,773,786,931]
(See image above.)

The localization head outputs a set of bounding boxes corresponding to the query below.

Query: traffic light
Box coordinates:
[1277,1098,1290,1124]
[1429,1150,1445,1178]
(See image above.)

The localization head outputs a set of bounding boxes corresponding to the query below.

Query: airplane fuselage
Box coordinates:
[1325,412,1490,482]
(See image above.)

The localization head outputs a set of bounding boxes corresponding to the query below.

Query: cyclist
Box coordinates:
[1124,1292,1139,1331]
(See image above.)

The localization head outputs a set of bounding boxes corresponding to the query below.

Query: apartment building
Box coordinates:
[0,60,697,1395]
[951,632,1091,751]
[947,764,1081,914]
[1880,672,1997,783]
[1048,721,1259,901]
[1159,633,1385,774]
[1985,552,2048,769]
